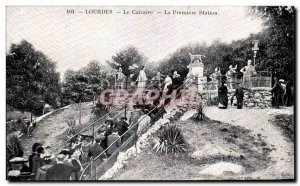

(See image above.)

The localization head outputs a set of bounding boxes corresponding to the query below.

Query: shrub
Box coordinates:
[6,134,24,160]
[153,125,187,155]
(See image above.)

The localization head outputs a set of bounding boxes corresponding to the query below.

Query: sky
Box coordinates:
[6,6,263,75]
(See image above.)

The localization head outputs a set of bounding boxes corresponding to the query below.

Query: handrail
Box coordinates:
[79,76,194,180]
[50,82,157,154]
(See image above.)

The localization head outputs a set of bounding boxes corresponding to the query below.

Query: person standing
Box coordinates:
[116,117,129,142]
[35,155,53,181]
[45,154,75,181]
[32,146,45,174]
[271,81,284,109]
[107,128,122,157]
[218,81,228,109]
[137,66,147,91]
[163,74,173,105]
[88,139,107,166]
[172,71,182,99]
[232,82,244,109]
[279,79,286,106]
[116,67,125,90]
[28,143,42,173]
[285,81,294,106]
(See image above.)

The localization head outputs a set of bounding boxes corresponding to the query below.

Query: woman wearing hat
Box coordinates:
[218,81,228,109]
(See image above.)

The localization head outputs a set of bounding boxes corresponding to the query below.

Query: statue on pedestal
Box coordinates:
[187,52,205,92]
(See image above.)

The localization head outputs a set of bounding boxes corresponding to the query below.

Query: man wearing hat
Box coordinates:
[45,154,76,180]
[35,153,54,180]
[232,82,244,109]
[107,128,121,157]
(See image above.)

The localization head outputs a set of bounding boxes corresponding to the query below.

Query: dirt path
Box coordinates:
[204,106,294,179]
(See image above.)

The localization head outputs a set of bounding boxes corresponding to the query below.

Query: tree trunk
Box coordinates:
[30,112,33,123]
[79,100,82,125]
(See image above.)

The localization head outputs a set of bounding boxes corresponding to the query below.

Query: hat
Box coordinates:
[41,152,55,159]
[279,79,284,83]
[58,149,71,156]
[56,154,65,162]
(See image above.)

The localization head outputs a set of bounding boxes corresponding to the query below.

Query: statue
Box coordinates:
[240,60,257,88]
[189,52,206,63]
[187,52,205,92]
[225,64,237,89]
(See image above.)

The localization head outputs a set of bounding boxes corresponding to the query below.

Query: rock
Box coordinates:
[247,103,255,107]
[254,92,262,99]
[199,162,243,176]
[191,143,236,158]
[254,99,261,103]
[220,128,228,132]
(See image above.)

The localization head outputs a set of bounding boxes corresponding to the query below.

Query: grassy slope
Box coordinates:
[111,118,272,180]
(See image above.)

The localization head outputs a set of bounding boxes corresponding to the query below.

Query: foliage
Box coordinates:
[6,134,24,160]
[251,6,295,81]
[6,40,61,115]
[109,46,147,79]
[157,6,295,82]
[153,125,188,155]
[62,61,106,104]
[91,102,107,120]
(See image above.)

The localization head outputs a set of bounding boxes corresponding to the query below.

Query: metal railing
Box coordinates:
[191,71,272,91]
[49,82,157,154]
[79,76,194,180]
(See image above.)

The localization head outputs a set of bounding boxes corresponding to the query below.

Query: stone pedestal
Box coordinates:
[187,54,205,92]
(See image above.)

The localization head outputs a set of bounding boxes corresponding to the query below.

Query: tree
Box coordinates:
[62,71,91,124]
[109,46,147,79]
[6,40,61,120]
[62,61,107,124]
[251,6,295,81]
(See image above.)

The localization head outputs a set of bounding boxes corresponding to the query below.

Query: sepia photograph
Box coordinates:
[5,6,295,181]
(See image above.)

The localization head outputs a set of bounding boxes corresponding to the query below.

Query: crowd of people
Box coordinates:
[8,105,167,181]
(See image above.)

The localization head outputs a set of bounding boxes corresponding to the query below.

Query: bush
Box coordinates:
[153,125,188,155]
[6,134,24,160]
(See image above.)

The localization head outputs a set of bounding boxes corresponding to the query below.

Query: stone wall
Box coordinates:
[201,87,272,108]
[227,88,272,108]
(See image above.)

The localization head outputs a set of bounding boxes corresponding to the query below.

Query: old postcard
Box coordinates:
[6,6,295,181]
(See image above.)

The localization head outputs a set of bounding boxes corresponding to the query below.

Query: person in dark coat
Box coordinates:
[28,143,42,173]
[88,139,107,166]
[218,81,228,109]
[88,139,106,159]
[172,71,182,99]
[285,81,294,106]
[45,154,76,181]
[35,155,53,180]
[116,117,129,142]
[232,82,244,109]
[107,128,122,157]
[271,81,284,109]
[32,146,45,174]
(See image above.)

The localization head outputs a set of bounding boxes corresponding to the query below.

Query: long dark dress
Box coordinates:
[271,83,284,108]
[218,84,228,109]
[285,82,293,106]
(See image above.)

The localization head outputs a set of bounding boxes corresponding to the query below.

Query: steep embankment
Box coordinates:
[21,102,94,156]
